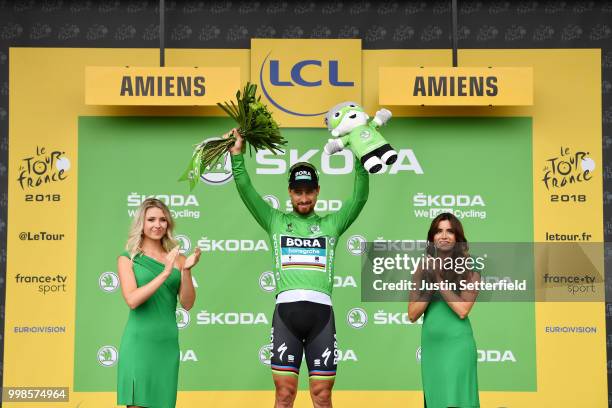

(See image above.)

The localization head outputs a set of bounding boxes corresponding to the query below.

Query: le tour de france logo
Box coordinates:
[541,146,595,191]
[17,146,70,190]
[251,39,362,126]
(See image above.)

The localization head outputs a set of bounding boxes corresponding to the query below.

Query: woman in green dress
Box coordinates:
[408,212,480,408]
[117,198,201,408]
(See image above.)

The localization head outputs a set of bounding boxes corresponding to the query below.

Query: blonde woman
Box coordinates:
[116,198,201,408]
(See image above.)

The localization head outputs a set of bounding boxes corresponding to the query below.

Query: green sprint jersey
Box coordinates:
[231,153,369,296]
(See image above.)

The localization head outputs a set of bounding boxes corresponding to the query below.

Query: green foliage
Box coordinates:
[179,83,286,190]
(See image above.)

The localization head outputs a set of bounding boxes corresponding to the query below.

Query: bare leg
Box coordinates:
[309,378,334,408]
[273,374,298,408]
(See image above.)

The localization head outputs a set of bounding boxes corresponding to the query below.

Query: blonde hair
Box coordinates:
[125,198,177,259]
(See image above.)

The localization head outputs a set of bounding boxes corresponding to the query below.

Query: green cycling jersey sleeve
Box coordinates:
[231,153,276,232]
[328,158,369,235]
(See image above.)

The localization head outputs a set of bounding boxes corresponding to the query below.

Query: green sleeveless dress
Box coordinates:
[117,252,181,408]
[421,292,479,408]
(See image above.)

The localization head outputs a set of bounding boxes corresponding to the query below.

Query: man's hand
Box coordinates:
[226,128,244,155]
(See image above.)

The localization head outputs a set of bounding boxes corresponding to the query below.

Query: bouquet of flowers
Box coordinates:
[179,82,286,190]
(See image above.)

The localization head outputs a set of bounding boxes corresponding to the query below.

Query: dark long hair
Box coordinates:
[425,212,471,287]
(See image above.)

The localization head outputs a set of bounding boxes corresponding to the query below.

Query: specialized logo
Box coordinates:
[99,272,119,293]
[263,194,281,209]
[281,236,327,272]
[416,346,422,363]
[176,308,190,329]
[17,146,70,190]
[259,344,273,366]
[259,271,276,292]
[321,347,332,366]
[97,345,118,367]
[277,342,288,361]
[175,234,191,254]
[347,307,368,329]
[199,137,233,185]
[347,235,367,256]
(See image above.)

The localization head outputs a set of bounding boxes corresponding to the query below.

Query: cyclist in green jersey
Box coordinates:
[226,128,369,408]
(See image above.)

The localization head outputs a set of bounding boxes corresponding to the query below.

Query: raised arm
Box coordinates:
[330,157,369,235]
[229,129,275,232]
[118,247,179,310]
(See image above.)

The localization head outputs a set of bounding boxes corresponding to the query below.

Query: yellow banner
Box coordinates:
[379,66,533,106]
[251,39,361,127]
[85,66,240,105]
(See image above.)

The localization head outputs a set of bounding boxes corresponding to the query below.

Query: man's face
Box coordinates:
[288,186,320,215]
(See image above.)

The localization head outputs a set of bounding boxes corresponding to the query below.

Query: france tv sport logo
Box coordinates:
[251,39,362,127]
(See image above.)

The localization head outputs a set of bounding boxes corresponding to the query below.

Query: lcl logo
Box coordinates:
[259,53,355,116]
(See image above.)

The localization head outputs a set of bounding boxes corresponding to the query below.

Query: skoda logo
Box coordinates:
[347,235,367,256]
[263,194,281,209]
[259,271,276,292]
[259,344,273,366]
[176,308,190,329]
[97,345,118,367]
[347,307,368,329]
[98,272,119,293]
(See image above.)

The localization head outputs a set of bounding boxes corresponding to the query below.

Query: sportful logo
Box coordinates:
[98,272,119,293]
